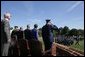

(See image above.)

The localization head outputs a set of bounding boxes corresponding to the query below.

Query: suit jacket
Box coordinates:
[24,29,34,40]
[17,30,24,40]
[32,28,38,40]
[1,19,10,43]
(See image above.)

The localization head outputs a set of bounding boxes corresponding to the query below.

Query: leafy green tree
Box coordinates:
[68,28,78,36]
[61,26,69,36]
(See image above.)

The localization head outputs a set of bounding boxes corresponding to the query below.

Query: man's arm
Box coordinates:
[52,25,58,31]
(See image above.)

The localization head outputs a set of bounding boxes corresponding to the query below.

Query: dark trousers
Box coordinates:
[44,42,52,51]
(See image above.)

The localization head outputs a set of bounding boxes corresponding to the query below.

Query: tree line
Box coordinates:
[38,26,84,38]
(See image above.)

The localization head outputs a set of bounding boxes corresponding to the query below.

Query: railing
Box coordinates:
[51,43,84,56]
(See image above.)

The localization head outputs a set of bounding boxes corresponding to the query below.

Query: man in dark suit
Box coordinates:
[17,27,24,40]
[32,24,39,40]
[11,26,18,40]
[24,25,34,40]
[42,19,58,52]
[1,12,11,56]
[9,26,19,56]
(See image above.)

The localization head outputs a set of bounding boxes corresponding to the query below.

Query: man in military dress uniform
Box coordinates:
[42,19,58,51]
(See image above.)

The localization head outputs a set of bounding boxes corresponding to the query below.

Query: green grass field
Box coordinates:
[38,37,45,50]
[38,37,84,52]
[70,40,84,52]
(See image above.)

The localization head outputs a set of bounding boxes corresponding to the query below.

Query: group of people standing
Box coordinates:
[11,24,38,41]
[1,12,58,56]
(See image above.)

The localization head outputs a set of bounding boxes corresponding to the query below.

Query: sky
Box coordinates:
[1,1,84,30]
